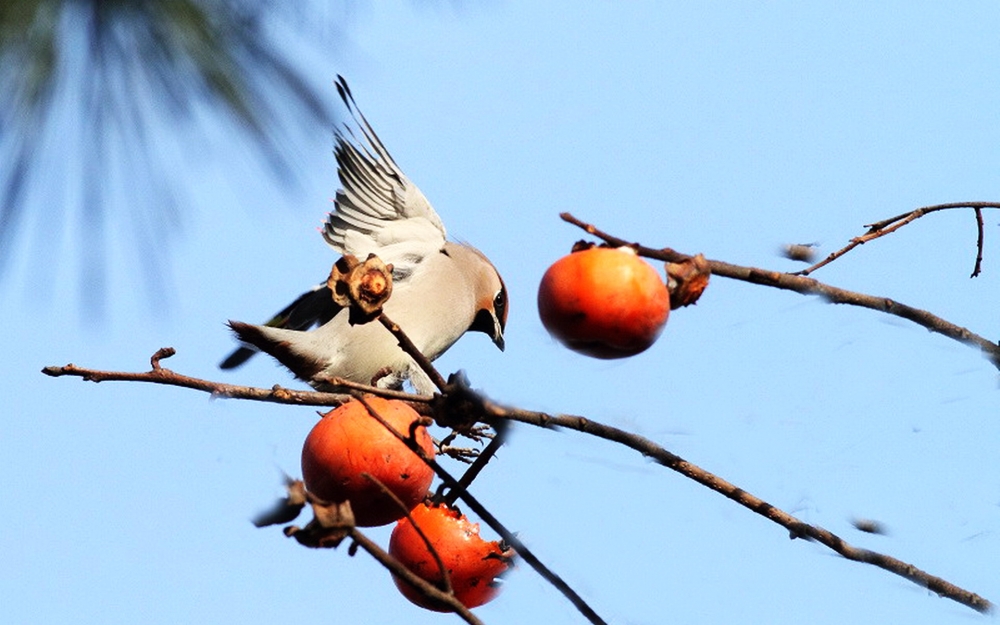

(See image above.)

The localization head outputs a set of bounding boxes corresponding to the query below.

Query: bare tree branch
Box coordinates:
[477,396,992,614]
[378,312,449,393]
[441,424,507,507]
[349,528,484,625]
[355,395,609,625]
[560,212,1000,368]
[41,352,992,614]
[972,207,985,278]
[794,202,1000,276]
[44,199,1000,617]
[360,473,455,604]
[41,351,431,407]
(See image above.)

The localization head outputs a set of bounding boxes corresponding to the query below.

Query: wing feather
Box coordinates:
[323,76,446,277]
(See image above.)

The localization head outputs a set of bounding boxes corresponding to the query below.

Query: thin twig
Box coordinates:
[378,312,449,393]
[441,424,507,507]
[348,528,484,625]
[360,472,454,598]
[316,375,430,401]
[799,211,920,275]
[560,212,1000,368]
[972,207,985,278]
[150,347,174,370]
[355,397,608,625]
[478,397,992,614]
[44,353,990,613]
[41,354,433,407]
[796,202,1000,276]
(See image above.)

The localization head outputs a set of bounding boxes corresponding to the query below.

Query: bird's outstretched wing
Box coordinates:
[222,77,447,371]
[323,76,447,281]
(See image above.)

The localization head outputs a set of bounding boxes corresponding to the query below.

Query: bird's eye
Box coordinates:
[494,289,508,313]
[493,288,508,327]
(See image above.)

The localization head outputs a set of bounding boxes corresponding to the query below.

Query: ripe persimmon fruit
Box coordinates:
[389,502,512,611]
[301,397,435,527]
[537,245,670,358]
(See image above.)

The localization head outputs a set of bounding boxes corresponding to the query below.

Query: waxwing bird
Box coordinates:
[223,76,507,395]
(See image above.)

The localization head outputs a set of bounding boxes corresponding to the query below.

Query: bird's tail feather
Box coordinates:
[226,321,326,382]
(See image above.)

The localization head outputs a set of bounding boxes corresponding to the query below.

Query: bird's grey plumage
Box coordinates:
[223,76,506,394]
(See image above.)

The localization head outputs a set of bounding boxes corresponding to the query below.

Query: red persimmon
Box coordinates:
[389,502,512,611]
[538,245,669,358]
[301,397,434,527]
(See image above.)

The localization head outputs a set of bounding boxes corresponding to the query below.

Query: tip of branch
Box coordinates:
[151,347,176,370]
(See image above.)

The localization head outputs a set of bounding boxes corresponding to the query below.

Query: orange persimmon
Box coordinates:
[389,502,512,611]
[538,245,669,358]
[301,397,434,527]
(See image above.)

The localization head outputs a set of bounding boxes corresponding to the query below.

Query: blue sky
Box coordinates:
[3,2,999,624]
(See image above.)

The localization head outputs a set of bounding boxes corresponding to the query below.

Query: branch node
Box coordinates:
[269,385,295,401]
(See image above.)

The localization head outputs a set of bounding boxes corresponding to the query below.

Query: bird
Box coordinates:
[223,76,507,395]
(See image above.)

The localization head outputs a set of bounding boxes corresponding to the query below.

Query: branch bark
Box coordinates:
[41,355,992,614]
[477,397,992,614]
[348,528,484,625]
[796,202,1000,276]
[560,212,1000,368]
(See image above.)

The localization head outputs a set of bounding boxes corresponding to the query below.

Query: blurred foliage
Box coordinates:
[0,0,336,313]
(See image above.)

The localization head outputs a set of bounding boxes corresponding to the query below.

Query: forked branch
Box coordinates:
[475,394,992,614]
[42,353,993,614]
[560,211,1000,368]
[44,202,1000,618]
[796,202,999,276]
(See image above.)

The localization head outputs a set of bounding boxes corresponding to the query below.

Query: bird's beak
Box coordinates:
[471,308,505,351]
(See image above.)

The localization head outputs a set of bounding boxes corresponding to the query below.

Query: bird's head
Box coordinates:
[463,246,507,352]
